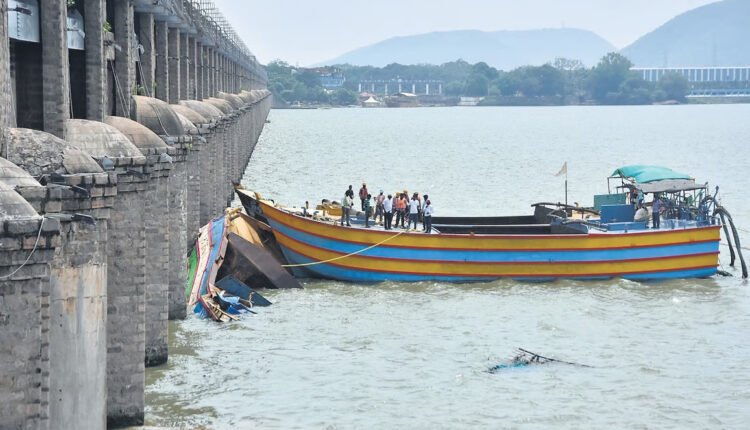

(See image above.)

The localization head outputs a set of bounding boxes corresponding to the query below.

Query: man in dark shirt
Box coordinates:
[363,194,372,228]
[359,183,368,210]
[652,195,663,229]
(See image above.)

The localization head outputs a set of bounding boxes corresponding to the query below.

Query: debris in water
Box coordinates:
[488,348,593,372]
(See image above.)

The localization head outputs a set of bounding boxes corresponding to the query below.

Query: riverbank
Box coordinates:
[271,95,749,109]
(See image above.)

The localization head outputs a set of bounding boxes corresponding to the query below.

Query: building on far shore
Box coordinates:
[385,92,419,107]
[308,67,346,89]
[631,66,750,98]
[361,96,381,108]
[632,66,750,83]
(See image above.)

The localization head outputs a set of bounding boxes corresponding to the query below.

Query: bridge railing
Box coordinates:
[186,0,267,83]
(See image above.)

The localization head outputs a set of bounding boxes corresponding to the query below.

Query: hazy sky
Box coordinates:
[213,0,718,66]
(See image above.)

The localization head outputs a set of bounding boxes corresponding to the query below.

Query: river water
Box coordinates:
[146,105,750,429]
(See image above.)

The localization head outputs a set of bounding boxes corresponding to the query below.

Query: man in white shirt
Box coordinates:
[375,190,386,225]
[341,191,353,226]
[423,200,434,233]
[383,194,393,230]
[407,194,420,230]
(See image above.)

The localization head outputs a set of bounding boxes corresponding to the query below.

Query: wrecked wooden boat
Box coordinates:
[186,208,301,321]
[235,166,747,282]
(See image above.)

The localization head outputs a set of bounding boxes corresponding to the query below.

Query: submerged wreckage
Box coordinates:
[488,348,593,372]
[187,208,301,322]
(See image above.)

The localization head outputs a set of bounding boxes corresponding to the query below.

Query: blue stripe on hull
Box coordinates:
[622,267,716,280]
[281,247,490,282]
[279,246,717,283]
[269,220,719,263]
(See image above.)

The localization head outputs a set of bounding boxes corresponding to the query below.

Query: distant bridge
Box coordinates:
[358,79,443,96]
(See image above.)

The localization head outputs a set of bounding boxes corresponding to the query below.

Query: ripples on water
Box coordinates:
[147,106,750,429]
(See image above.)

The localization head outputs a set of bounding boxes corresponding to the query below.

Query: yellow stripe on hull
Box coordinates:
[275,232,719,277]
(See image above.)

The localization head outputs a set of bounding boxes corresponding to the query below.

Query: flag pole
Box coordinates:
[555,162,568,217]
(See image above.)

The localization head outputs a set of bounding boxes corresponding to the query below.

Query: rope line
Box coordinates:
[281,229,407,267]
[0,218,45,280]
[135,52,152,98]
[109,60,129,117]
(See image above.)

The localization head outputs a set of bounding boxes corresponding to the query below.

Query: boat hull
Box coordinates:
[253,198,720,283]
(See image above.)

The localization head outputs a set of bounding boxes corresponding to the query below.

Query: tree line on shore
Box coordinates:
[267,53,691,106]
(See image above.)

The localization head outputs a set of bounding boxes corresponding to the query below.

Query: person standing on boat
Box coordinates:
[341,190,353,227]
[396,193,407,228]
[423,200,434,233]
[652,195,663,229]
[375,190,386,225]
[407,193,420,230]
[383,194,394,230]
[363,194,372,228]
[414,191,422,220]
[359,183,368,210]
[421,194,429,231]
[394,193,402,228]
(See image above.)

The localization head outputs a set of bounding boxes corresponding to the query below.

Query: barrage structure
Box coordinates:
[0,1,271,428]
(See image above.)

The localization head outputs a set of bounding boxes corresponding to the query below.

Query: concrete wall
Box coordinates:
[144,158,170,367]
[85,0,107,121]
[167,152,188,320]
[40,175,111,430]
[154,20,169,103]
[1,0,271,428]
[138,13,155,97]
[0,91,273,429]
[114,0,135,117]
[106,159,148,427]
[1,0,11,157]
[41,0,70,138]
[0,214,58,430]
[168,28,180,104]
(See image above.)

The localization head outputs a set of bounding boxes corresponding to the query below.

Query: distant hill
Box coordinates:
[621,0,750,67]
[316,29,615,70]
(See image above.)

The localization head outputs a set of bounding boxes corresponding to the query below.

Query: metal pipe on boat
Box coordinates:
[715,206,748,279]
[717,211,736,266]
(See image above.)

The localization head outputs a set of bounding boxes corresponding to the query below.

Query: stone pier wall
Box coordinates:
[167,142,189,320]
[106,158,149,427]
[144,155,171,367]
[0,210,58,430]
[0,1,271,428]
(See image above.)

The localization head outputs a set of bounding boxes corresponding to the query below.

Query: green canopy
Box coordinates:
[611,165,691,184]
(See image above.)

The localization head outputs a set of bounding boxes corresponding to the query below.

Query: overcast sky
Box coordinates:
[212,0,718,66]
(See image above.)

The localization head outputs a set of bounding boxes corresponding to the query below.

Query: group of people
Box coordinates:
[340,183,434,232]
[631,187,664,229]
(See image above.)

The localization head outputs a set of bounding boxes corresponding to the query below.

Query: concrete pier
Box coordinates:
[0,0,271,428]
[6,129,112,429]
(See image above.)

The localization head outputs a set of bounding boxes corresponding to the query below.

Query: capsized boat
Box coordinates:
[186,207,302,321]
[236,165,747,282]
